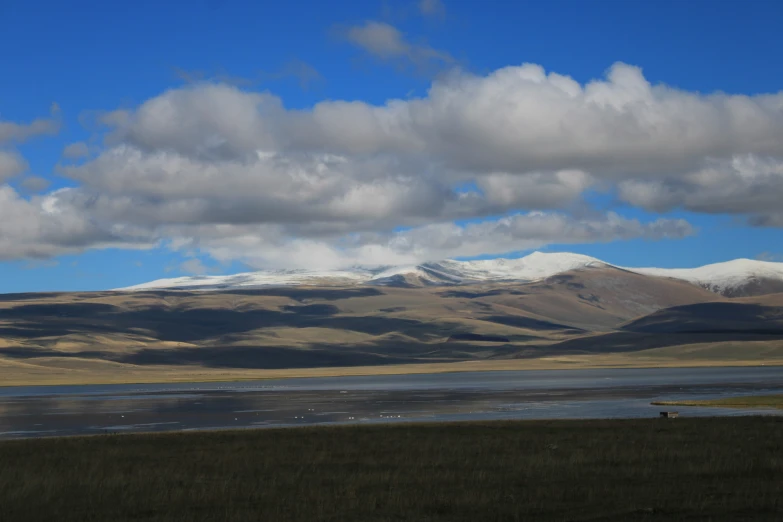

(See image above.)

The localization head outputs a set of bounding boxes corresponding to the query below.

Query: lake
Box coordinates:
[1,366,781,439]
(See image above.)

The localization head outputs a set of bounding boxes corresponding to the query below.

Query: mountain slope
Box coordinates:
[1,278,781,383]
[464,266,724,331]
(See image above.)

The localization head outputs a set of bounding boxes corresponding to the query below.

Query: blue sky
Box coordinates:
[1,0,783,292]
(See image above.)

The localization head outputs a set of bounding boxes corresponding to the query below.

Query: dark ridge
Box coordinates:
[0,292,63,302]
[447,333,511,343]
[659,329,783,336]
[439,289,527,299]
[221,287,385,300]
[622,302,783,333]
[483,315,584,332]
[533,331,783,356]
[0,303,120,318]
[281,304,340,316]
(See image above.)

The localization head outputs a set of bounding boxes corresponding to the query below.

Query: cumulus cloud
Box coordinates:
[108,84,282,160]
[475,170,593,211]
[343,21,453,71]
[97,63,783,177]
[0,111,60,144]
[618,155,783,225]
[0,150,27,182]
[11,60,783,266]
[62,142,89,159]
[0,186,151,260]
[19,176,51,193]
[62,147,456,228]
[161,212,694,270]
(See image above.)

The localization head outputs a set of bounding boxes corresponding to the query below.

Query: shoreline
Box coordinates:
[652,394,783,410]
[0,414,774,442]
[2,356,782,388]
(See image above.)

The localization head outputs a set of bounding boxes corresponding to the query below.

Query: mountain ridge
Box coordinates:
[3,264,781,385]
[122,252,609,291]
[120,252,783,298]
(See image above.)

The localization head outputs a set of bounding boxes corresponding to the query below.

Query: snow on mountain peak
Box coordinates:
[119,252,606,291]
[118,252,783,296]
[625,258,783,294]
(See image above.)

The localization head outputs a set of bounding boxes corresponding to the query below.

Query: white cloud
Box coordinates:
[0,113,60,144]
[0,186,151,260]
[0,150,27,182]
[343,21,453,71]
[111,84,282,160]
[100,62,783,176]
[10,60,783,266]
[163,212,694,270]
[62,147,457,228]
[301,64,771,178]
[180,258,210,275]
[618,155,783,223]
[19,176,51,193]
[475,170,593,210]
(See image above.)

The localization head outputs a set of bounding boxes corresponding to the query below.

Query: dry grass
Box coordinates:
[1,353,781,387]
[1,417,782,522]
[653,394,783,410]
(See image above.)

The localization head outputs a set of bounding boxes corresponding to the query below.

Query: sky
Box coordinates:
[1,0,783,293]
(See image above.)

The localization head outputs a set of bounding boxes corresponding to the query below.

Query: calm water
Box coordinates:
[1,366,781,439]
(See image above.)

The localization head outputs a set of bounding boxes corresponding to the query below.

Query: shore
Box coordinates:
[653,394,783,410]
[2,354,783,387]
[2,417,781,522]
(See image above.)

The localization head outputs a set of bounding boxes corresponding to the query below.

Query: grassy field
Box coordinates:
[1,353,782,387]
[653,394,783,409]
[1,418,782,521]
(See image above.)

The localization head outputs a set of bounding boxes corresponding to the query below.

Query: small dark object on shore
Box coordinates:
[660,411,679,418]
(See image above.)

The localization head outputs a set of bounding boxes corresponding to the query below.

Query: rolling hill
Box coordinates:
[2,260,782,385]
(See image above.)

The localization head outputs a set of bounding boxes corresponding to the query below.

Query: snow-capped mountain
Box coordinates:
[120,252,783,297]
[121,252,607,291]
[626,258,783,297]
[123,268,382,291]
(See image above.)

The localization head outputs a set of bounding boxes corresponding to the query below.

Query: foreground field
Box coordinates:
[654,394,783,410]
[2,418,782,521]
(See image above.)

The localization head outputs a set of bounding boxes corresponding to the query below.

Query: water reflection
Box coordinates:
[1,367,781,439]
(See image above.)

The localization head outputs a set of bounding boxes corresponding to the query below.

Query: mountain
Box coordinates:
[626,259,783,297]
[121,252,783,298]
[2,265,782,385]
[122,252,609,290]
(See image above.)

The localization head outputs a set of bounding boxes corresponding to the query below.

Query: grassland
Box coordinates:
[653,394,783,410]
[1,352,782,387]
[1,418,781,521]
